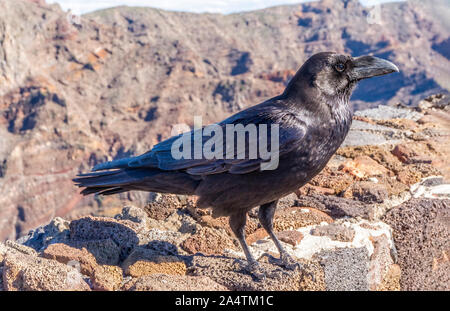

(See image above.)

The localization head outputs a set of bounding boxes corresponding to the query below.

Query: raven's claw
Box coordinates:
[246,261,266,281]
[279,253,301,270]
[233,259,266,281]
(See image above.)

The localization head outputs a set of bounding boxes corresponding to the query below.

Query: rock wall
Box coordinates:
[0,0,449,240]
[1,100,449,291]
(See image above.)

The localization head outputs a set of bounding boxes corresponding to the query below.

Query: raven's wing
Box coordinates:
[92,102,306,175]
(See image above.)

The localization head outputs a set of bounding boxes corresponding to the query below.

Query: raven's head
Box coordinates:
[286,52,399,101]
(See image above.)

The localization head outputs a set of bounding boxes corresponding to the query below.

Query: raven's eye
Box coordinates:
[335,62,346,72]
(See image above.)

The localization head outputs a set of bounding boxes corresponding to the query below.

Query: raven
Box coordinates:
[74,52,398,278]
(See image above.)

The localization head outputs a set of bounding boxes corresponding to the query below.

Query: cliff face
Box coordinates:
[0,0,449,240]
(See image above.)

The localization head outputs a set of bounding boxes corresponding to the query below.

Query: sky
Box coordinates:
[47,0,406,15]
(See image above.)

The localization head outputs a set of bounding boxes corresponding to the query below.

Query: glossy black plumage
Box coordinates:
[74,52,398,277]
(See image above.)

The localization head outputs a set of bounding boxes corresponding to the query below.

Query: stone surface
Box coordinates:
[339,156,390,179]
[123,274,228,291]
[392,144,419,164]
[343,181,389,204]
[0,0,448,242]
[92,265,123,291]
[354,106,423,121]
[0,267,3,291]
[180,226,236,255]
[246,220,396,262]
[0,0,448,292]
[273,207,334,231]
[69,216,140,261]
[17,217,70,252]
[383,199,450,290]
[115,205,151,229]
[188,255,318,291]
[246,228,269,246]
[277,230,304,246]
[122,247,187,277]
[68,239,121,266]
[298,167,354,196]
[296,195,376,220]
[311,224,355,242]
[368,234,399,291]
[144,195,181,221]
[317,247,369,291]
[376,264,401,291]
[4,240,38,257]
[2,251,90,291]
[42,243,98,277]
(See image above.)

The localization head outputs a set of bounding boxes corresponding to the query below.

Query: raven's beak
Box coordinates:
[350,55,399,81]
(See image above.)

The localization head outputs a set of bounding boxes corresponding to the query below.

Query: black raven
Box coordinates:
[74,52,398,278]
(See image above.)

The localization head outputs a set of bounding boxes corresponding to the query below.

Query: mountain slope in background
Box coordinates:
[0,0,448,240]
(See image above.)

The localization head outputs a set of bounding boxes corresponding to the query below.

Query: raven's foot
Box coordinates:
[279,253,302,271]
[233,259,266,281]
[246,261,266,281]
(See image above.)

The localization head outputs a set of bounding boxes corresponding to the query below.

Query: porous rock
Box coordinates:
[42,243,98,277]
[311,223,355,242]
[2,251,90,291]
[122,273,228,291]
[383,199,450,290]
[92,265,123,291]
[122,247,187,277]
[69,216,139,261]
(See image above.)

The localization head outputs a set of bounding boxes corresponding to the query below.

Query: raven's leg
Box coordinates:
[258,200,301,270]
[229,212,265,280]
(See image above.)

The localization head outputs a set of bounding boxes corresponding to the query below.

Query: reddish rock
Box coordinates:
[298,184,336,196]
[392,144,416,163]
[303,167,354,195]
[122,248,187,277]
[337,146,403,175]
[339,156,390,179]
[91,265,123,291]
[42,243,98,277]
[4,240,37,256]
[277,230,304,246]
[396,168,422,185]
[392,143,433,164]
[395,163,440,186]
[246,228,269,245]
[180,227,236,255]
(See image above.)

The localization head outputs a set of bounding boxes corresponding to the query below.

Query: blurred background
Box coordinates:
[0,0,448,240]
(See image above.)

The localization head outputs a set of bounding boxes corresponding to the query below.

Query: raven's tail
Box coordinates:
[73,168,199,196]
